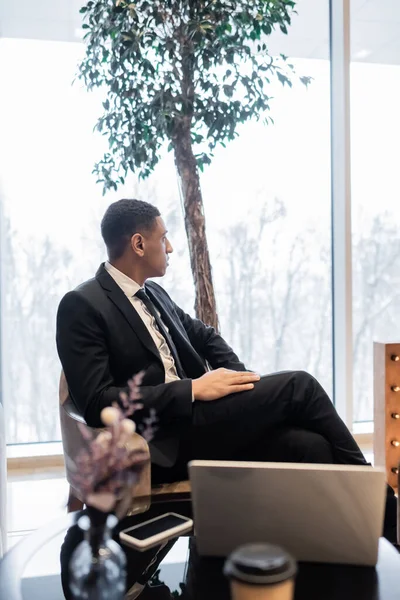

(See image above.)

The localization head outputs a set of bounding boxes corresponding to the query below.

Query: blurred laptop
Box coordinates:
[189,460,386,566]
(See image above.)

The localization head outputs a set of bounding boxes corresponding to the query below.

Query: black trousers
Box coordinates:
[151,370,397,543]
[153,370,367,480]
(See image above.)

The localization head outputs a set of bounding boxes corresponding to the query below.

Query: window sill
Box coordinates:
[7,442,63,459]
[352,422,373,454]
[7,442,64,473]
[352,422,373,435]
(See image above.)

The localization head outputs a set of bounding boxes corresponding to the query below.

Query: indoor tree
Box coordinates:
[78,0,308,328]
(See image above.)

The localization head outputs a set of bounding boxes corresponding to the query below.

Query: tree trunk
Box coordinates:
[173,127,219,330]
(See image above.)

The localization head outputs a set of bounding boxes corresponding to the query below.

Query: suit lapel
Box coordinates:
[96,265,162,364]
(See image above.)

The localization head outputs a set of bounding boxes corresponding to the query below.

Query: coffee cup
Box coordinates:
[224,543,297,600]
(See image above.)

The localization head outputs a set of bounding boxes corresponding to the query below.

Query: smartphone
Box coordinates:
[119,512,193,551]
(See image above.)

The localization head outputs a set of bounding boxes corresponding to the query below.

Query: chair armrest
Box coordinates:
[61,396,86,425]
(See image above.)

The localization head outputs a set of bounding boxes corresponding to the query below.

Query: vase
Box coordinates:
[69,509,126,600]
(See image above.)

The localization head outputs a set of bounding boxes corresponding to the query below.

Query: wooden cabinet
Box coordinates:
[374,342,400,490]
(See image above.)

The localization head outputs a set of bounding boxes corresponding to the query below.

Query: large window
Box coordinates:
[351,0,400,423]
[203,55,332,388]
[0,40,109,443]
[3,0,396,447]
[0,37,197,444]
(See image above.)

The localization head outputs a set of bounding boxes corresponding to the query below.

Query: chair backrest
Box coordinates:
[59,372,102,489]
[59,371,151,502]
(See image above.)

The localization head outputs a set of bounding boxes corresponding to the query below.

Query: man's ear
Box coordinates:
[131,233,144,256]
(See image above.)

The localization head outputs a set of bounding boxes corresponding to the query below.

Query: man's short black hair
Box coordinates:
[101,199,161,260]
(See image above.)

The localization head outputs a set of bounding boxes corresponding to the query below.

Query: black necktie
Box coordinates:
[135,288,186,379]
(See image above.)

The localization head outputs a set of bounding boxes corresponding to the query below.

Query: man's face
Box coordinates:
[139,216,173,278]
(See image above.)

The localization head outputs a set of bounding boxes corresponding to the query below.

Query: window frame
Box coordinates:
[330,0,353,427]
[1,0,372,458]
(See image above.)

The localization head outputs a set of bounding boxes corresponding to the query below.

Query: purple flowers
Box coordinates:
[68,372,156,512]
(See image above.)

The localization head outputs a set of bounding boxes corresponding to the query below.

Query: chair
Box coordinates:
[59,372,190,514]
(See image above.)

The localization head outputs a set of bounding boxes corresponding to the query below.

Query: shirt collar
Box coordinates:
[105,261,142,298]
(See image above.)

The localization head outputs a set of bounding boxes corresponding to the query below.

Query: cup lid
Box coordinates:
[223,543,297,585]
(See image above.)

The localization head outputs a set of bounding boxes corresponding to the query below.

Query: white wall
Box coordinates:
[0,0,399,64]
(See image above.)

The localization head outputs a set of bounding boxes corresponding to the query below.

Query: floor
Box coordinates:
[6,466,190,587]
[7,467,69,550]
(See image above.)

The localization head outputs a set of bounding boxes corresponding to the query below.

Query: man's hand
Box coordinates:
[192,368,260,401]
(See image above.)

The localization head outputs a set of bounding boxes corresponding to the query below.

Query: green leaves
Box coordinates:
[300,75,312,87]
[195,152,212,172]
[77,0,305,192]
[276,70,292,87]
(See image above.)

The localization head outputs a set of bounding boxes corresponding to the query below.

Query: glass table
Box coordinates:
[1,497,400,600]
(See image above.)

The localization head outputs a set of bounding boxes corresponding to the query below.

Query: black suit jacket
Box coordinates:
[56,264,246,466]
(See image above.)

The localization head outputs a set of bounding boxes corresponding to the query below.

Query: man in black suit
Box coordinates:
[56,199,397,541]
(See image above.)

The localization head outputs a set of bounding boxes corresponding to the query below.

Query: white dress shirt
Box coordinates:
[105,261,180,384]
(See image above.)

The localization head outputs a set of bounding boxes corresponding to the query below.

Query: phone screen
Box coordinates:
[128,515,189,540]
